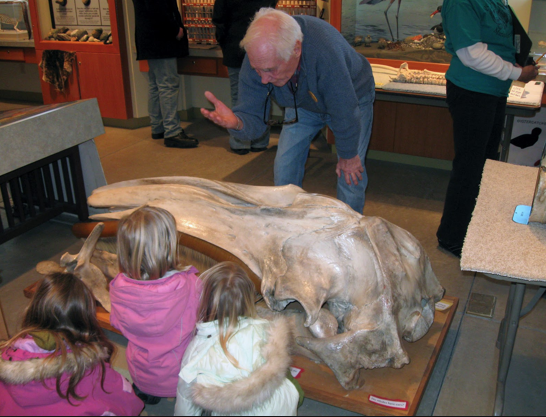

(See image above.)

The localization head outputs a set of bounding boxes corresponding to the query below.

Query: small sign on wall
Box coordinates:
[508,109,546,167]
[49,0,110,29]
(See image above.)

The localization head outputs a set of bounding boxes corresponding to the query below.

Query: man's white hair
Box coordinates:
[240,8,303,62]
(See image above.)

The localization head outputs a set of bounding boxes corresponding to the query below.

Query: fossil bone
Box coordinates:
[391,62,447,85]
[87,177,445,390]
[36,223,112,312]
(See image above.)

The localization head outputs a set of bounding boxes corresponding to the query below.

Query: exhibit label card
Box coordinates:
[368,395,409,410]
[289,366,303,379]
[50,0,111,29]
[51,0,78,26]
[76,0,101,26]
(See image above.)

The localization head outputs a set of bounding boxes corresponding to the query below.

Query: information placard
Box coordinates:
[49,0,111,29]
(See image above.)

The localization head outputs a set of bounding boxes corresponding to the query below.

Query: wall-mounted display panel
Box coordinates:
[46,0,112,44]
[0,0,31,41]
[341,0,450,63]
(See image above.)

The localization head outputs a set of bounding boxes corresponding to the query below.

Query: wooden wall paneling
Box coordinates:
[393,103,454,160]
[0,48,25,61]
[217,61,229,78]
[369,100,396,152]
[178,56,218,76]
[77,52,130,119]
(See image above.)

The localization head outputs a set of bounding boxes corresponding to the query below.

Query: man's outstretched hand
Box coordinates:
[336,155,364,185]
[201,91,239,130]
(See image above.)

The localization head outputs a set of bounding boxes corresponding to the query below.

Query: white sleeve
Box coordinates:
[174,377,202,417]
[456,42,522,81]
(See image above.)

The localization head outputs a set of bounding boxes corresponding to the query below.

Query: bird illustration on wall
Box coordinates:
[359,0,402,41]
[511,128,543,149]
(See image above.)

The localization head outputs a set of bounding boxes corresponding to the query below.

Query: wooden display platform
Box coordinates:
[24,280,457,416]
[291,296,458,416]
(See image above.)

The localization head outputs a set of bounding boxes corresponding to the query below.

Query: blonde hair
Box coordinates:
[117,206,178,281]
[240,7,303,62]
[198,262,258,367]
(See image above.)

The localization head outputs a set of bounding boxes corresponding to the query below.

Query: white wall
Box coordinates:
[511,0,534,29]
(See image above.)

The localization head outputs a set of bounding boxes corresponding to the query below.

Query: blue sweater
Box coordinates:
[230,15,375,159]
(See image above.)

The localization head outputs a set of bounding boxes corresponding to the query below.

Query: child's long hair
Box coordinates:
[197,262,258,367]
[0,272,114,403]
[117,206,179,281]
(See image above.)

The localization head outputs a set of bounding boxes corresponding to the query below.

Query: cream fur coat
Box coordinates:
[174,316,299,416]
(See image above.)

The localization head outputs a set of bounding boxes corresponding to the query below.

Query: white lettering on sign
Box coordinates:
[368,395,409,410]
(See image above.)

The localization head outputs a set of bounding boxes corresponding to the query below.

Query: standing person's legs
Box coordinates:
[228,67,270,155]
[148,58,182,138]
[274,107,324,188]
[147,62,165,138]
[335,95,374,214]
[228,67,249,154]
[148,58,198,148]
[437,81,506,255]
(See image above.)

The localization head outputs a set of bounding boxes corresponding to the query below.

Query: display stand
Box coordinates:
[23,274,458,416]
[291,296,458,416]
[461,160,546,416]
[0,99,106,244]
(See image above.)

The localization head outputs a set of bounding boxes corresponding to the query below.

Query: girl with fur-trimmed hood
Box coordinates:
[174,262,301,416]
[0,272,144,416]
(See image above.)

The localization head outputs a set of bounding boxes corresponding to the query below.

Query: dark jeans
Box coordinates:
[437,80,507,247]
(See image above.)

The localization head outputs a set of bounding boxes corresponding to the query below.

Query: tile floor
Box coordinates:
[1,99,545,416]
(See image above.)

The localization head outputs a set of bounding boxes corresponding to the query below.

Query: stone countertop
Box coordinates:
[0,99,104,177]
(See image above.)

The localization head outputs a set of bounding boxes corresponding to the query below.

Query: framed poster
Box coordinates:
[49,0,110,29]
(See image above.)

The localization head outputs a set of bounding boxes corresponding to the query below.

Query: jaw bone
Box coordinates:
[87,177,445,389]
[36,223,112,312]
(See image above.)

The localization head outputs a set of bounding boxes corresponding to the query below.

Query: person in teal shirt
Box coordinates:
[437,0,538,257]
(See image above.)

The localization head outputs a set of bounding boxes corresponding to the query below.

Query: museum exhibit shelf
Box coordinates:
[0,99,106,244]
[326,0,546,161]
[0,0,36,63]
[181,0,217,45]
[28,0,132,120]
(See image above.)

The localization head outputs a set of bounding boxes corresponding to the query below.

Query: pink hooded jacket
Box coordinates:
[109,267,202,397]
[0,336,144,416]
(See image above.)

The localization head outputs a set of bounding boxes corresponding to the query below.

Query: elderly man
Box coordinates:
[201,8,375,213]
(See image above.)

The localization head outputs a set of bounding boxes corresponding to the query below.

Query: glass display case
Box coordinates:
[0,0,31,41]
[44,0,112,44]
[341,0,450,64]
[180,0,319,45]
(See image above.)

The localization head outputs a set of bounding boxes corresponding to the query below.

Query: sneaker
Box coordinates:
[250,146,268,153]
[437,239,462,258]
[164,131,198,149]
[231,147,250,155]
[132,383,161,405]
[151,132,164,140]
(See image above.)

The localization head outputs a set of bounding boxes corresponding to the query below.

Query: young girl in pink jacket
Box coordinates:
[0,272,144,416]
[110,206,202,404]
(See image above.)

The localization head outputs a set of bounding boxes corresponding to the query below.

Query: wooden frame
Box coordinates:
[0,298,9,341]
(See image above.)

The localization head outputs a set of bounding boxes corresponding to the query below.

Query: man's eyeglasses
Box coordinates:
[263,81,298,126]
